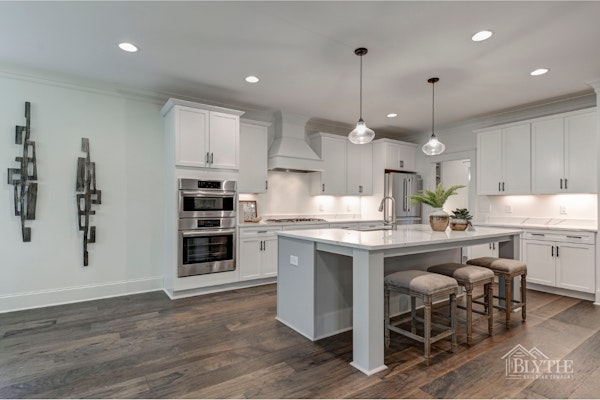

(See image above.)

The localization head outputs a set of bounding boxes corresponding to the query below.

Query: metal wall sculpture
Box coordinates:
[76,138,102,266]
[7,101,38,242]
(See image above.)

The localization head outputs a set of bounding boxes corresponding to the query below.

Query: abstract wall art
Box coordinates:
[7,101,38,242]
[76,138,102,267]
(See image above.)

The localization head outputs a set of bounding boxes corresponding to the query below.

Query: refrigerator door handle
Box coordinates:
[407,178,411,212]
[403,179,408,212]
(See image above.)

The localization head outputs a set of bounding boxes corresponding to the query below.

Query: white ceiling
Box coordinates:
[1,1,599,138]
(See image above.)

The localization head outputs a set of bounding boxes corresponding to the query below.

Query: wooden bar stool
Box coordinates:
[427,263,494,345]
[384,270,458,366]
[466,257,527,329]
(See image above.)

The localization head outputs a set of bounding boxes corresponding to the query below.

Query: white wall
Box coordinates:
[239,170,362,219]
[0,71,165,312]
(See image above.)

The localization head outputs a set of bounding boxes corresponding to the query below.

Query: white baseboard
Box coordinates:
[0,276,164,314]
[527,282,595,302]
[165,277,277,300]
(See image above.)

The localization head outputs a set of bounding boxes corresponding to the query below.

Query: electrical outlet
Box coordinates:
[560,205,567,214]
[290,255,299,266]
[505,205,512,213]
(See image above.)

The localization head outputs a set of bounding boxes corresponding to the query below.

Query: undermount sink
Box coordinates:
[351,226,394,232]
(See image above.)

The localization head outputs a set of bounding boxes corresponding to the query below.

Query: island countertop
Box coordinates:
[276,224,523,251]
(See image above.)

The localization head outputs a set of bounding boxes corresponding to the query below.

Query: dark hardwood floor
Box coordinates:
[1,284,599,398]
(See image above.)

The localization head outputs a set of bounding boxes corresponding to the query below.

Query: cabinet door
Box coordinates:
[239,122,268,193]
[347,143,373,195]
[467,242,499,261]
[176,107,209,167]
[209,112,239,170]
[384,143,415,171]
[522,240,556,286]
[565,112,597,193]
[312,136,346,195]
[239,237,261,280]
[477,129,503,194]
[262,237,278,277]
[556,242,595,293]
[503,124,531,194]
[532,118,564,194]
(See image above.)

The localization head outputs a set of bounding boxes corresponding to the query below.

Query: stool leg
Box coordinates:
[486,282,494,336]
[465,284,473,345]
[424,296,432,366]
[384,287,390,348]
[521,274,527,322]
[411,296,417,334]
[450,292,457,353]
[505,275,512,329]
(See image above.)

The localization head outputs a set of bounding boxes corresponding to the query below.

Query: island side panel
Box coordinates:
[314,251,353,339]
[276,236,316,340]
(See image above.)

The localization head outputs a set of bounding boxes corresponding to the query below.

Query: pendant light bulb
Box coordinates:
[348,47,375,144]
[422,77,445,156]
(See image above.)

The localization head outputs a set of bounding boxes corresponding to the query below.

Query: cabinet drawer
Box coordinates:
[239,226,282,238]
[523,230,595,244]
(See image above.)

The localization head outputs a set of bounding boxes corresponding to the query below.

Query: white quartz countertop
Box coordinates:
[473,217,597,232]
[277,224,522,251]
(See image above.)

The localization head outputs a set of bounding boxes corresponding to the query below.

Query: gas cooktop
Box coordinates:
[265,218,327,223]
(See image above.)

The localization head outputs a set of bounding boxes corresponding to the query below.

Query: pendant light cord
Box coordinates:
[359,53,363,119]
[431,79,435,135]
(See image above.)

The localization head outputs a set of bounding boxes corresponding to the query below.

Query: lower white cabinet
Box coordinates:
[239,227,281,280]
[467,242,499,261]
[522,230,595,294]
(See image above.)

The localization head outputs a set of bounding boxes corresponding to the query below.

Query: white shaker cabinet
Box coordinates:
[161,98,244,170]
[239,226,281,280]
[239,120,270,193]
[477,123,531,195]
[522,230,595,294]
[309,133,347,195]
[532,110,597,194]
[374,139,417,172]
[347,142,373,195]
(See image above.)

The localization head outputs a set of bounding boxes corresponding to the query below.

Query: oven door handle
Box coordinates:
[180,229,237,237]
[180,190,236,197]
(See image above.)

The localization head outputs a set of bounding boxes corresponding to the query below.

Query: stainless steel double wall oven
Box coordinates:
[177,179,237,277]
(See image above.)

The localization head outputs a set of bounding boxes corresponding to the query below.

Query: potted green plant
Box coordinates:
[449,208,473,231]
[408,183,465,231]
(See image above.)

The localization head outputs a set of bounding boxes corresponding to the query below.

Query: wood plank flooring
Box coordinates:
[1,285,599,398]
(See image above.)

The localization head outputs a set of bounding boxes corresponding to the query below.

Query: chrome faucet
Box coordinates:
[378,196,397,230]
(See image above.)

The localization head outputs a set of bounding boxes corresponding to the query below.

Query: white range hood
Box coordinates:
[268,111,324,172]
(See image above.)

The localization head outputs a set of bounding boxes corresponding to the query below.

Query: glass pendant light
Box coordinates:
[422,77,446,156]
[348,48,375,144]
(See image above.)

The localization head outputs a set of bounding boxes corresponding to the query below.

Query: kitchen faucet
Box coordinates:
[378,196,397,230]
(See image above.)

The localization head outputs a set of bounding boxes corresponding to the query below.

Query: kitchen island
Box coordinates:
[276,224,523,375]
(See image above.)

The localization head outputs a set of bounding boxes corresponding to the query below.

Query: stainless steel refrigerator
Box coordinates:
[384,172,422,225]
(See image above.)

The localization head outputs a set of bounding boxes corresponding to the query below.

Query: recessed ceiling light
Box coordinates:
[387,113,398,118]
[118,42,138,52]
[245,75,259,83]
[471,30,493,42]
[530,68,549,76]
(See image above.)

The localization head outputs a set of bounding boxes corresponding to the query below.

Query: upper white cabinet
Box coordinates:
[309,133,347,195]
[477,123,531,195]
[239,120,270,193]
[347,142,373,195]
[532,110,597,194]
[375,139,417,172]
[161,98,244,170]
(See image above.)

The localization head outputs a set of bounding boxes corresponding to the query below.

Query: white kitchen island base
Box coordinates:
[276,225,522,375]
